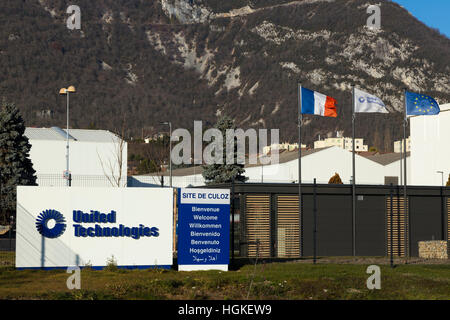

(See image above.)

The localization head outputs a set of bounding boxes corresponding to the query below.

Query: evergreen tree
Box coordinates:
[0,102,37,221]
[202,115,248,184]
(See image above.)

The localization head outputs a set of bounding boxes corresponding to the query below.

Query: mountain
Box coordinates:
[1,0,449,152]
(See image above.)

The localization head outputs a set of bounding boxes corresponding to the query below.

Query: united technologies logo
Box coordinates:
[36,209,67,238]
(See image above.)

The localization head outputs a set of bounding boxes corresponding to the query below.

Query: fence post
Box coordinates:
[9,216,13,252]
[231,177,235,267]
[390,183,394,268]
[313,178,317,264]
[441,186,445,241]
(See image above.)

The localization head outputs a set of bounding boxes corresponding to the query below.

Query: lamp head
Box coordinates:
[59,88,67,95]
[67,86,76,93]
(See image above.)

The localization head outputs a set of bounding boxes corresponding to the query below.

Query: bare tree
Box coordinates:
[98,124,127,187]
[140,138,170,186]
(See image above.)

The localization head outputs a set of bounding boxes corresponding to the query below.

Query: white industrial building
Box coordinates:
[244,147,407,185]
[142,102,450,188]
[132,146,411,187]
[410,103,450,186]
[262,142,306,154]
[364,152,410,185]
[314,137,368,152]
[25,127,127,187]
[394,137,411,153]
[26,101,449,189]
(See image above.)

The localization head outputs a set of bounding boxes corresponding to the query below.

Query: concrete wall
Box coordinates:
[383,157,411,184]
[410,104,450,186]
[129,175,204,188]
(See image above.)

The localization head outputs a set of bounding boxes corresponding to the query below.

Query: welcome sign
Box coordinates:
[16,187,173,269]
[177,188,230,271]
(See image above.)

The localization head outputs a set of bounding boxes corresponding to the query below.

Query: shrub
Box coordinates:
[104,255,118,272]
[328,173,343,184]
[83,260,93,270]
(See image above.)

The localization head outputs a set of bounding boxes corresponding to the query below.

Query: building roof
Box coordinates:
[154,147,332,176]
[66,129,122,143]
[25,127,122,143]
[356,151,378,157]
[438,103,450,111]
[245,147,331,168]
[160,166,204,177]
[25,127,75,141]
[364,152,410,165]
[147,147,412,177]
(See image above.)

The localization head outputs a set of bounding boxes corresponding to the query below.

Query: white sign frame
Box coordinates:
[16,186,173,269]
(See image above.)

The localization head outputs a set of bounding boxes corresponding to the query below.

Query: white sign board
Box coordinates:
[16,187,173,269]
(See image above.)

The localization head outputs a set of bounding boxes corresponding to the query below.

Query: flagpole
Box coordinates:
[403,89,409,260]
[298,83,303,258]
[400,140,403,185]
[352,86,356,257]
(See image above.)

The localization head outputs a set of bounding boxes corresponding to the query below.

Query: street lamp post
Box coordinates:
[261,162,263,183]
[59,86,76,186]
[260,154,267,183]
[160,122,172,188]
[437,171,444,187]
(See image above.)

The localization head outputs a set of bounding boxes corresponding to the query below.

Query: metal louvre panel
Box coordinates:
[276,195,300,257]
[447,198,450,256]
[245,195,271,258]
[386,196,408,257]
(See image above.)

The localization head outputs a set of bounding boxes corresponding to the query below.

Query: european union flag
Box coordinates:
[405,91,440,116]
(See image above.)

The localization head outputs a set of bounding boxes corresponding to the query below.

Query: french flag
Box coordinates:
[301,87,337,117]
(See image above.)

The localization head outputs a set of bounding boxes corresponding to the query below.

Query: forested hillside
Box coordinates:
[1,0,449,151]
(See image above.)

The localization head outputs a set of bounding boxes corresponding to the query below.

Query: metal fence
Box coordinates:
[206,182,450,259]
[2,180,448,269]
[0,224,15,267]
[36,174,127,187]
[36,174,203,188]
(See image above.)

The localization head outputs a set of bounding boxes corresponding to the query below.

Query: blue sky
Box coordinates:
[393,0,450,38]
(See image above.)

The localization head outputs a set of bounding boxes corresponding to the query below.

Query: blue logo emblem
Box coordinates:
[36,209,66,238]
[358,97,365,103]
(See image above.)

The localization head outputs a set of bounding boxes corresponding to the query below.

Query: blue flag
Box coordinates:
[405,91,440,116]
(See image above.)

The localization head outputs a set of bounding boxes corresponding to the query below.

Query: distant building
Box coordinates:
[144,133,165,143]
[25,127,127,187]
[314,137,368,152]
[394,137,411,153]
[263,142,306,155]
[35,109,54,119]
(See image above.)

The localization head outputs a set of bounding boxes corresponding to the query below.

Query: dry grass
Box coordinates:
[0,257,448,300]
